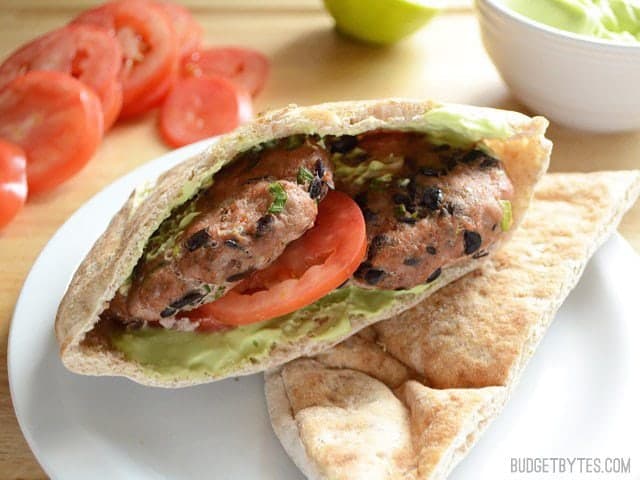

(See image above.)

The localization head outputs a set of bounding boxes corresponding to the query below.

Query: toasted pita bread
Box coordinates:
[55,99,550,387]
[265,170,640,480]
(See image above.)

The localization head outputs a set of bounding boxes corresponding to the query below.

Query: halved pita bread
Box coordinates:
[55,99,550,387]
[265,170,640,480]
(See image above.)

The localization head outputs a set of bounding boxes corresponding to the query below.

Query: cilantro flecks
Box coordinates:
[268,182,288,214]
[297,166,314,184]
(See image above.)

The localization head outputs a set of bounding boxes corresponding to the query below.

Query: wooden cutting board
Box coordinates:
[0,1,638,478]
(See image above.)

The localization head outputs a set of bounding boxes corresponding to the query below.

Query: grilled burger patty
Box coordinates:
[337,132,514,290]
[108,130,513,325]
[110,137,334,323]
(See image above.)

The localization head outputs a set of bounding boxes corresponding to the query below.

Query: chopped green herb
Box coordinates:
[297,166,314,184]
[370,174,394,191]
[394,204,418,220]
[396,177,410,188]
[268,182,288,214]
[500,200,513,232]
[252,340,259,347]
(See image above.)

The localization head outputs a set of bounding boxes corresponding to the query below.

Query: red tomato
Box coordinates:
[189,191,367,327]
[0,71,103,196]
[73,0,178,118]
[159,75,252,147]
[156,2,203,57]
[0,139,27,229]
[0,24,122,130]
[101,80,124,130]
[182,47,270,96]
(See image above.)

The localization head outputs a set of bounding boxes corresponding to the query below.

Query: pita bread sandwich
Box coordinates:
[55,99,551,387]
[265,170,640,480]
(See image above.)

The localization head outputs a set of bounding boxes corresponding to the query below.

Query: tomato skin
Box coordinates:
[191,191,367,327]
[73,0,178,118]
[182,47,270,96]
[101,79,124,130]
[0,24,123,129]
[0,139,27,230]
[156,2,203,57]
[0,71,103,196]
[159,75,253,147]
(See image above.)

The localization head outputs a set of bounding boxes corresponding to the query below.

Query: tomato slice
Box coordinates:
[159,75,253,147]
[187,191,367,327]
[73,0,178,118]
[0,71,103,196]
[101,79,124,130]
[156,2,203,57]
[182,47,270,96]
[0,24,122,130]
[0,139,27,229]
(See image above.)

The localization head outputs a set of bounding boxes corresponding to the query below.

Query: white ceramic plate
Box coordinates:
[9,142,640,479]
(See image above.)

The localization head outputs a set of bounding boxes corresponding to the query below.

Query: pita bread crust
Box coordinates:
[55,99,551,387]
[265,170,640,479]
[397,382,505,480]
[267,359,418,480]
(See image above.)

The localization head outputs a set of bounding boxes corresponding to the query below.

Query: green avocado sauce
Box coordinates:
[110,105,513,379]
[111,283,430,379]
[503,0,640,43]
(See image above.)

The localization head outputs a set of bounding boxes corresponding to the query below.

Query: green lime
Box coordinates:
[323,0,441,45]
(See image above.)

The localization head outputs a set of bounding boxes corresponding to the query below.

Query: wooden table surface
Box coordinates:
[1,1,639,478]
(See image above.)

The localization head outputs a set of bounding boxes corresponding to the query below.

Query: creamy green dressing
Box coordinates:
[112,283,430,379]
[111,105,513,379]
[423,105,514,147]
[503,0,640,43]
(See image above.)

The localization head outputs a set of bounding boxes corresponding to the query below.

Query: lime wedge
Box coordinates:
[323,0,441,45]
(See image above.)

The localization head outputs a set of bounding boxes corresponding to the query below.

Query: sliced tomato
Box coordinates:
[0,139,27,229]
[0,24,122,130]
[156,2,203,57]
[182,47,270,96]
[0,71,103,196]
[101,79,124,130]
[159,75,252,147]
[187,191,367,328]
[73,0,178,118]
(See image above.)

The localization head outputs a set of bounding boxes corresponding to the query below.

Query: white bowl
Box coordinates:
[476,0,640,132]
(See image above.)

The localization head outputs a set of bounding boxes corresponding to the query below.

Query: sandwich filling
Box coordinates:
[104,131,512,328]
[84,108,520,378]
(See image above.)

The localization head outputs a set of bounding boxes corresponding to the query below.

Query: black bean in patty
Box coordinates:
[426,267,442,283]
[403,257,420,266]
[255,214,274,237]
[169,291,204,310]
[421,186,443,211]
[185,229,212,252]
[226,269,255,282]
[308,177,323,199]
[364,268,386,285]
[463,230,482,255]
